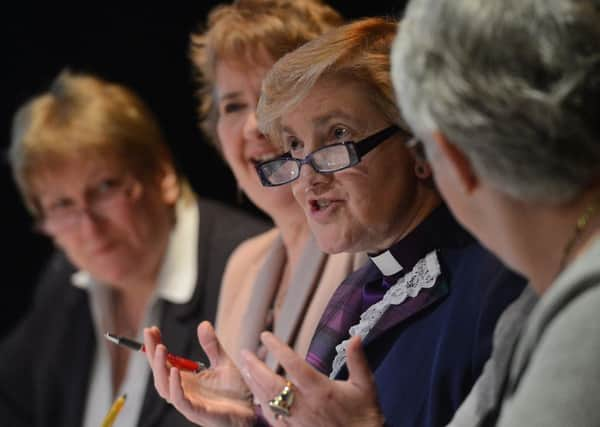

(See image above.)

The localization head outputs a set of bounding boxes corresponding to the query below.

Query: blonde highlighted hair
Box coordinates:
[9,70,191,216]
[257,17,410,147]
[189,0,343,150]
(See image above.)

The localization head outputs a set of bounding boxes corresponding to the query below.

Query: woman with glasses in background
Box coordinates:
[0,70,267,427]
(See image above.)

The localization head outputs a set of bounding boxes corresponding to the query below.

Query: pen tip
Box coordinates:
[104,332,118,344]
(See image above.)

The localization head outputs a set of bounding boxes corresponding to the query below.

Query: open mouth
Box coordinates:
[309,198,340,212]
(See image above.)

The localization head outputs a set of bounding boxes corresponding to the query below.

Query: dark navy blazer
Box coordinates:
[309,206,526,427]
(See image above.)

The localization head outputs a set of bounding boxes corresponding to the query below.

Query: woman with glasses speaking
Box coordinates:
[0,70,267,427]
[241,18,527,427]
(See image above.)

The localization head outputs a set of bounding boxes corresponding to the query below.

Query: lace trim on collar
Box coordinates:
[329,250,441,379]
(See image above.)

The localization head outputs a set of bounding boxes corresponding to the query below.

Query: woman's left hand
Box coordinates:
[240,332,385,427]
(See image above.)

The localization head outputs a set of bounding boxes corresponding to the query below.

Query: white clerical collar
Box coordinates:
[369,250,403,276]
[71,196,199,304]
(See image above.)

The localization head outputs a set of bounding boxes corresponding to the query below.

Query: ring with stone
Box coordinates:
[268,380,295,419]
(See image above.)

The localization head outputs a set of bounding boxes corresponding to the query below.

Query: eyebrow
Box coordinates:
[218,91,243,102]
[281,110,362,136]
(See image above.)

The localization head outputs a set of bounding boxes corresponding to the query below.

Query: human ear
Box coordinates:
[158,161,180,205]
[432,132,478,194]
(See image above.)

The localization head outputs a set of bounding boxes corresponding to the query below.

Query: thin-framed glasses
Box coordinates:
[256,124,413,187]
[36,175,142,235]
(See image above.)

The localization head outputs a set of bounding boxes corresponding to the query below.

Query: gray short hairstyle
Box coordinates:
[392,0,600,203]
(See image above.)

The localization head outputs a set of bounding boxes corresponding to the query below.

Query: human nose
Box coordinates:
[242,110,266,142]
[79,205,105,227]
[61,208,103,239]
[296,156,328,191]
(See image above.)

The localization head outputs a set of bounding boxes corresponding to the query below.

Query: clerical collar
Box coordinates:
[368,204,469,279]
[370,251,403,276]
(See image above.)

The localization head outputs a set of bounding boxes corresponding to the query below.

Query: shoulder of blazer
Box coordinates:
[170,198,270,321]
[221,228,279,280]
[196,198,271,243]
[34,251,84,309]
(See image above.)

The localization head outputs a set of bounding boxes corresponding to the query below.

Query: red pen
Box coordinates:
[105,332,206,373]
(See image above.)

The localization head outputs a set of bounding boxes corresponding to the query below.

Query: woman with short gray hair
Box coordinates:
[392,0,600,425]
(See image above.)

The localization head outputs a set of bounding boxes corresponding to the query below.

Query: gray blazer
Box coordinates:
[496,236,600,426]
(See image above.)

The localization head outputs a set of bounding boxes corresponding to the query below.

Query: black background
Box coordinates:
[1,2,407,338]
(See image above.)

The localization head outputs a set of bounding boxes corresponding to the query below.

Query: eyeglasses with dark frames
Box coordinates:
[255,125,415,187]
[36,175,142,235]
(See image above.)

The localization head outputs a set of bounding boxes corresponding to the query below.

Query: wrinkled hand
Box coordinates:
[143,321,255,427]
[241,332,385,427]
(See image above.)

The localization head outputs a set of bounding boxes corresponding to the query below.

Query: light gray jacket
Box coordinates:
[450,236,600,427]
[497,236,600,426]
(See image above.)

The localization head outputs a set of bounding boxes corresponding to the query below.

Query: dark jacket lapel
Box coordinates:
[53,288,96,427]
[362,278,449,347]
[138,299,205,427]
[138,199,263,427]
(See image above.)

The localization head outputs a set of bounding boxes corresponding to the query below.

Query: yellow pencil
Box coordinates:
[101,393,127,427]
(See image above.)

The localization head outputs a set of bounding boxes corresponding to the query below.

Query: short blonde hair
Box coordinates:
[189,0,343,150]
[9,70,190,216]
[257,17,409,147]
